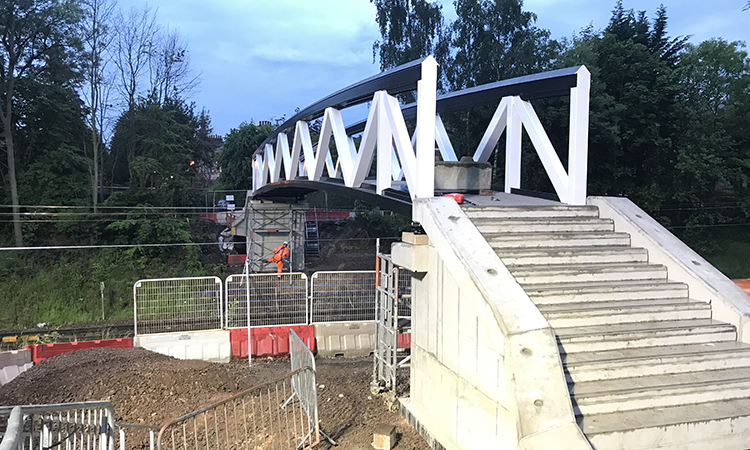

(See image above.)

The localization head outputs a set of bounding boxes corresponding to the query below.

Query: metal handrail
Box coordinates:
[254,57,427,157]
[345,65,586,135]
[0,407,23,450]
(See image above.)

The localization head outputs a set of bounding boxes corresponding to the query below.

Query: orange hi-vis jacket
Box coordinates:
[270,245,290,261]
[267,244,289,274]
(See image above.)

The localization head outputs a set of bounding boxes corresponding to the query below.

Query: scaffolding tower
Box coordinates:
[233,200,305,274]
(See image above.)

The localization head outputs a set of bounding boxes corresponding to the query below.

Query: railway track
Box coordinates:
[0,322,135,347]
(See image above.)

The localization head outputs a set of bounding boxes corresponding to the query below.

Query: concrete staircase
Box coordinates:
[464,204,750,450]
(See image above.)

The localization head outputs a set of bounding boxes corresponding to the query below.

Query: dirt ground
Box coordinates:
[0,348,428,450]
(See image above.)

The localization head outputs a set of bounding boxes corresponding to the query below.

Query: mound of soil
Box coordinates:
[0,348,429,450]
[0,348,248,425]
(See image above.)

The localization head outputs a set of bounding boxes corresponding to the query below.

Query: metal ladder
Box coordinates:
[305,210,320,259]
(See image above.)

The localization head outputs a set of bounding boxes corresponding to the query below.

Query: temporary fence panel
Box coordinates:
[0,402,116,450]
[397,267,413,320]
[0,401,158,450]
[310,271,377,323]
[133,277,223,335]
[372,255,398,397]
[157,368,320,450]
[224,273,308,328]
[371,254,412,403]
[283,330,335,445]
[115,423,160,450]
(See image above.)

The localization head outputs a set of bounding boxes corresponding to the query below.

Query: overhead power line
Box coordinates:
[0,237,400,251]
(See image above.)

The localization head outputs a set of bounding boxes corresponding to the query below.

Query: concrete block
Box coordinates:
[434,160,492,191]
[314,321,375,357]
[0,349,32,385]
[401,232,429,246]
[134,330,231,363]
[373,424,396,450]
[392,242,431,272]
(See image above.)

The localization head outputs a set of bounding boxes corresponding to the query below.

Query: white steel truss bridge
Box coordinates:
[251,56,590,215]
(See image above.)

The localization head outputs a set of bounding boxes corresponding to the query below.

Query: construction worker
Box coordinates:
[267,241,290,276]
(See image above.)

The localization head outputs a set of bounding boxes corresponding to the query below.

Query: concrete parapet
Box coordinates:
[0,350,32,385]
[134,330,231,363]
[590,196,750,343]
[406,197,591,450]
[314,322,375,357]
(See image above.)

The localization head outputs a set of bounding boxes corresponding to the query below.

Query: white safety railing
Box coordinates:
[253,57,438,199]
[224,273,308,328]
[0,401,158,450]
[133,277,223,335]
[309,271,377,323]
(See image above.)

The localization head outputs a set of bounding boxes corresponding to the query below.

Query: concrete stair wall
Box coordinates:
[464,203,750,450]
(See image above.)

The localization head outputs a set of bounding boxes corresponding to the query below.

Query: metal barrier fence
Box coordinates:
[283,330,334,445]
[397,267,413,320]
[156,367,319,450]
[0,401,158,450]
[310,271,376,323]
[133,277,223,335]
[132,270,408,333]
[224,273,308,328]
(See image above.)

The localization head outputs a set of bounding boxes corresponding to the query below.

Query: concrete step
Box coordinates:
[571,368,750,415]
[496,246,649,266]
[580,397,750,450]
[472,217,615,234]
[524,280,689,305]
[510,262,668,285]
[463,205,600,219]
[541,299,710,328]
[563,342,750,383]
[485,231,631,249]
[555,319,736,352]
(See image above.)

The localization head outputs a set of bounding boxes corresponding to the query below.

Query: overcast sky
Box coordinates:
[118,0,749,137]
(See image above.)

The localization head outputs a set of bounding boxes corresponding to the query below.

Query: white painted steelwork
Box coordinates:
[473,66,590,204]
[253,57,439,199]
[253,59,591,206]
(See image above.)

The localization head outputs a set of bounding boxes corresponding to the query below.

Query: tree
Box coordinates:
[107,98,216,205]
[0,0,83,246]
[217,122,274,190]
[80,0,116,213]
[673,39,750,205]
[112,5,158,111]
[555,5,686,209]
[148,28,199,105]
[372,0,449,82]
[445,0,559,90]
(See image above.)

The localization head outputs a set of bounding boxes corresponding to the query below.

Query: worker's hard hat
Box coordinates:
[283,241,288,246]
